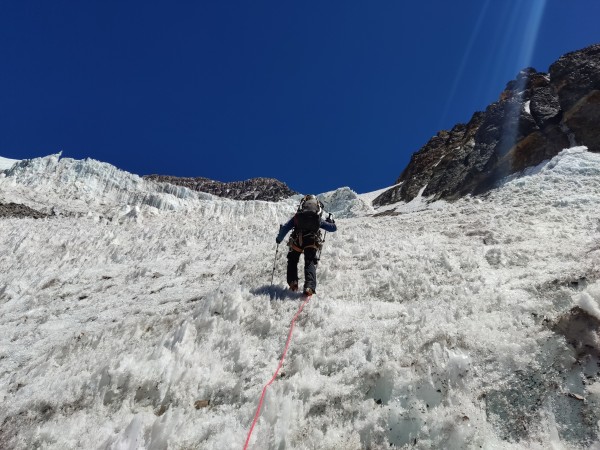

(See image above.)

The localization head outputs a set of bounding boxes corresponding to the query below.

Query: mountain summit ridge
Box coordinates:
[374,43,600,207]
[143,174,297,202]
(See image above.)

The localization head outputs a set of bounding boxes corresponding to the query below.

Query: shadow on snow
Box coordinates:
[251,285,304,301]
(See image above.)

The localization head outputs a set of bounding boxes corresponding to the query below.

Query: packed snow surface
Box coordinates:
[0,156,20,171]
[2,148,600,449]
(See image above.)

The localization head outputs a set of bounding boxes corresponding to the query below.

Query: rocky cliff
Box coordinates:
[143,175,297,202]
[374,43,600,206]
[0,202,48,219]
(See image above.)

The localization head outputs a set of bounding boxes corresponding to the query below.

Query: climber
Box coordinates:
[276,195,337,296]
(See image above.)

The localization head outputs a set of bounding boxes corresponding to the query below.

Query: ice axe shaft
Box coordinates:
[270,243,279,286]
[318,213,333,261]
[271,225,282,286]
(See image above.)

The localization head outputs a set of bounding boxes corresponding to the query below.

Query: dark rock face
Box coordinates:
[553,306,600,359]
[564,90,600,155]
[143,175,297,202]
[374,113,484,205]
[374,44,600,206]
[550,44,600,113]
[0,202,48,219]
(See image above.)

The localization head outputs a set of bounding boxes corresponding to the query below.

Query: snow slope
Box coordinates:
[0,156,20,171]
[1,148,600,449]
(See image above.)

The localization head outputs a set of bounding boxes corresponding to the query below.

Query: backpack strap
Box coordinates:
[288,229,323,253]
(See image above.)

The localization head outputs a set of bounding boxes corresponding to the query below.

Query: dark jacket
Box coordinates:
[276,215,337,243]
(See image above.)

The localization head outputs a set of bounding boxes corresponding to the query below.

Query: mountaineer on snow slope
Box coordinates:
[276,195,337,296]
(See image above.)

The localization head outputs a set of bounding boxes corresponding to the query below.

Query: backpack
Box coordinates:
[293,195,323,233]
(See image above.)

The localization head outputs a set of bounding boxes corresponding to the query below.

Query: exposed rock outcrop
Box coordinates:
[0,202,48,219]
[552,306,600,360]
[375,43,600,206]
[143,175,297,202]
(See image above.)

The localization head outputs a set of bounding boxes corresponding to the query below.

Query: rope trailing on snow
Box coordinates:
[243,294,313,450]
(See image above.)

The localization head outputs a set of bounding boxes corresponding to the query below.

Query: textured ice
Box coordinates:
[318,186,374,218]
[0,156,20,171]
[0,153,204,217]
[576,282,600,321]
[1,147,600,449]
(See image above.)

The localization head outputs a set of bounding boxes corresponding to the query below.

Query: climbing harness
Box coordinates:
[288,229,323,254]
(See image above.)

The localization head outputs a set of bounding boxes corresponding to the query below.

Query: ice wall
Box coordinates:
[0,156,20,171]
[318,186,374,218]
[1,154,202,215]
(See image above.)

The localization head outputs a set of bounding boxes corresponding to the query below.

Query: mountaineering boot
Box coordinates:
[303,287,314,296]
[288,281,299,292]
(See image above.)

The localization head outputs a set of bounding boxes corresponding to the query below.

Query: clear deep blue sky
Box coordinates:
[1,1,599,194]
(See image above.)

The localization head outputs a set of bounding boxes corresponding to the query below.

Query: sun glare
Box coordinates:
[439,0,492,128]
[517,0,548,71]
[500,0,548,174]
[440,0,548,132]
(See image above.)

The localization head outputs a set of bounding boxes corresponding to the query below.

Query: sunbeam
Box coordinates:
[439,0,492,129]
[516,0,548,71]
[438,0,548,133]
[494,0,547,96]
[499,0,548,179]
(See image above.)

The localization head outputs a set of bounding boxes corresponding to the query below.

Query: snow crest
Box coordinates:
[0,156,20,171]
[318,187,374,218]
[1,154,203,217]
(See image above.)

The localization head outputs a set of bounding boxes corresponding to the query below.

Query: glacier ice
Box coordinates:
[1,148,600,448]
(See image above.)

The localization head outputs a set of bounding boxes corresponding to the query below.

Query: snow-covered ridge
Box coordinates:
[0,153,375,221]
[0,154,308,222]
[318,186,374,218]
[0,155,20,171]
[1,153,198,215]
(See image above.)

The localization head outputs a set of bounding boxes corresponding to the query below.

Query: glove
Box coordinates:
[276,236,283,244]
[326,216,335,224]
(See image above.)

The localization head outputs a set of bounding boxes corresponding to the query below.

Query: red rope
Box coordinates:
[243,294,312,450]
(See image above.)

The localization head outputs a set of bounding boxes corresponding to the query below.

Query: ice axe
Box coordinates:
[318,213,333,261]
[270,243,280,287]
[270,225,282,287]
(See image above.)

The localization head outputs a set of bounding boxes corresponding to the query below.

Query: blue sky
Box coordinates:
[1,1,599,194]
